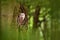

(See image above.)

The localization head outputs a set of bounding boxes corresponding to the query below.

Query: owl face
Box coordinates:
[20,13,25,20]
[17,13,25,25]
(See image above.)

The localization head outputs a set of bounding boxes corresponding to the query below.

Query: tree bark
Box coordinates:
[33,5,40,29]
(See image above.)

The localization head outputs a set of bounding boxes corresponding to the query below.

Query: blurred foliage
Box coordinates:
[1,0,60,40]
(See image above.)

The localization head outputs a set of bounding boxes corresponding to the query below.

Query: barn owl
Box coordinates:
[17,13,25,25]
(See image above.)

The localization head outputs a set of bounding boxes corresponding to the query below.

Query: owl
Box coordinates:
[17,13,25,25]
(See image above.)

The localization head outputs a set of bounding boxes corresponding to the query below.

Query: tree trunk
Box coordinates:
[33,5,40,29]
[31,5,41,40]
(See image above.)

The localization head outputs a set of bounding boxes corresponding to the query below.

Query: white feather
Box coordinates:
[20,13,25,20]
